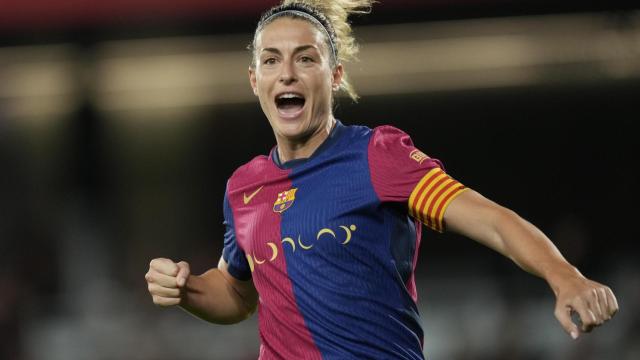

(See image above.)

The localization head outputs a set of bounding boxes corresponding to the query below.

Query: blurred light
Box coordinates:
[0,45,79,120]
[0,12,638,118]
[352,12,640,95]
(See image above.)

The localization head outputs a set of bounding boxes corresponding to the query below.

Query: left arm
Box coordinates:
[444,189,618,339]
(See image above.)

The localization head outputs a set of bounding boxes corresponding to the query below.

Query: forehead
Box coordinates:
[256,17,326,50]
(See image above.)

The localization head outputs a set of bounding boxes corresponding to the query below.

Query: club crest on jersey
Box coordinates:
[273,188,298,213]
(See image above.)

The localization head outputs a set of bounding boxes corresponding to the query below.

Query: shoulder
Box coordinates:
[367,125,419,159]
[343,123,373,137]
[369,125,413,146]
[227,154,272,192]
[367,124,441,168]
[336,122,417,156]
[332,122,373,146]
[337,122,413,142]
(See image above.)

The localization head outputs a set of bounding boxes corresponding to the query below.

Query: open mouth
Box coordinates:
[275,92,305,118]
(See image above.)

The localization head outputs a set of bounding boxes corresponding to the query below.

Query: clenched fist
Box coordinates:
[145,258,191,306]
[551,274,618,339]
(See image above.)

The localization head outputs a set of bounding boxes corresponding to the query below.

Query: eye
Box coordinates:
[299,56,314,63]
[263,57,277,65]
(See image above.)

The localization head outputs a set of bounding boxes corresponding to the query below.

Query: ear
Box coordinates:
[332,64,344,91]
[249,67,258,96]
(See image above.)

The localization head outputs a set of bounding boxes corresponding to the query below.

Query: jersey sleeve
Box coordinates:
[368,125,468,233]
[221,188,252,281]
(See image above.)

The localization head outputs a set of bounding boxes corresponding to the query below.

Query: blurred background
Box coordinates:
[1,0,639,359]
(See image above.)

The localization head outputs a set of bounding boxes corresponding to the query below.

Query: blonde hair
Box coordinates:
[251,0,374,102]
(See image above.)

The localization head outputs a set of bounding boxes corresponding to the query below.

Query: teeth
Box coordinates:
[277,93,303,100]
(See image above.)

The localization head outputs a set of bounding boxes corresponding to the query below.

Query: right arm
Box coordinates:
[145,256,258,325]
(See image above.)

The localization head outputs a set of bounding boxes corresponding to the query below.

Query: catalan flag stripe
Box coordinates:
[423,179,456,230]
[415,173,447,224]
[408,168,468,232]
[407,168,442,220]
[430,183,465,232]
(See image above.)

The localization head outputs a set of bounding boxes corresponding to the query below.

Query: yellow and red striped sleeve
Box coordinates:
[408,167,469,233]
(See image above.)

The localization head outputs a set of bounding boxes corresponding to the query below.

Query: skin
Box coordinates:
[444,191,618,338]
[145,257,257,324]
[249,18,343,162]
[145,17,618,340]
[146,18,341,324]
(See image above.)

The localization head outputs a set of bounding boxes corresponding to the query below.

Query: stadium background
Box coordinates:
[1,0,639,359]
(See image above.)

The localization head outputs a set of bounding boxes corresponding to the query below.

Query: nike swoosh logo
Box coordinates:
[243,186,264,205]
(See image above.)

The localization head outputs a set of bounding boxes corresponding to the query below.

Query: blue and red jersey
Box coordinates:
[222,121,467,359]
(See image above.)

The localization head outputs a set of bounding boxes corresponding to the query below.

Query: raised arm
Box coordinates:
[443,189,618,339]
[145,256,258,325]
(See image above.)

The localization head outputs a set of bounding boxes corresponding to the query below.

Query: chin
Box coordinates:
[278,123,313,141]
[271,115,307,134]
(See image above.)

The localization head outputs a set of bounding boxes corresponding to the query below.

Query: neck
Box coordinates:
[276,117,335,163]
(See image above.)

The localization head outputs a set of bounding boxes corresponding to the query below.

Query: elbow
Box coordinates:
[239,303,258,321]
[493,206,520,228]
[212,309,255,325]
[247,302,258,316]
[221,299,257,325]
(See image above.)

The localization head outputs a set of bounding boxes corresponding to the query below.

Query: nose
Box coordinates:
[279,59,297,85]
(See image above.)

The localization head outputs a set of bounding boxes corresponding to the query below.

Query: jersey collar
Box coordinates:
[271,120,345,170]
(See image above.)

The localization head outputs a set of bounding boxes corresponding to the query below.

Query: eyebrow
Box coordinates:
[261,44,318,56]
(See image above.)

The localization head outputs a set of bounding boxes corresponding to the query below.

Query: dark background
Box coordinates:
[1,1,638,359]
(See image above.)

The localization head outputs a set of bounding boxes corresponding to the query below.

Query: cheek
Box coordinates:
[255,87,272,111]
[255,69,273,86]
[255,76,272,99]
[308,73,333,98]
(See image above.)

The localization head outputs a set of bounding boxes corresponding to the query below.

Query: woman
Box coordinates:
[145,1,618,358]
